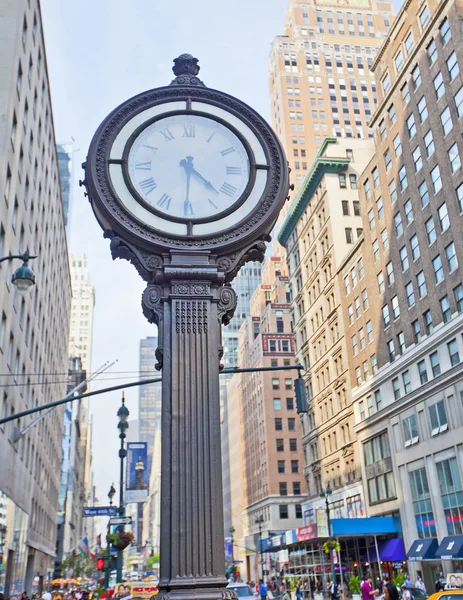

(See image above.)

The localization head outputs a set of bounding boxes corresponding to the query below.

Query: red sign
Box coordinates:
[296,524,317,542]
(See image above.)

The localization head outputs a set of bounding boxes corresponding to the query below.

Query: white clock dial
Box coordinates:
[126,114,250,221]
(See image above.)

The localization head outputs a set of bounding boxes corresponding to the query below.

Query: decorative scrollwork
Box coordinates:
[217,285,237,326]
[142,284,163,325]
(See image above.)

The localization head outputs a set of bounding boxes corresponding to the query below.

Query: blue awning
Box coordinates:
[379,538,406,562]
[332,517,398,536]
[406,538,438,561]
[435,535,463,559]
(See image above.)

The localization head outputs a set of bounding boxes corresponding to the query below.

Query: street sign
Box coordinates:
[109,516,132,525]
[83,506,117,517]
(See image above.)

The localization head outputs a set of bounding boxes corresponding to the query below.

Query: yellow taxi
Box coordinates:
[427,590,463,600]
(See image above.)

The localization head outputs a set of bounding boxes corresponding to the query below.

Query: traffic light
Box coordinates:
[97,558,105,571]
[294,377,308,414]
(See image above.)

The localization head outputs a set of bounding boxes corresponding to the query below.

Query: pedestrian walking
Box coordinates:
[383,584,398,600]
[414,577,425,594]
[260,580,268,600]
[361,576,379,600]
[280,585,291,600]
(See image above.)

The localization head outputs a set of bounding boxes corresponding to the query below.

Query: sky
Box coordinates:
[40,0,288,507]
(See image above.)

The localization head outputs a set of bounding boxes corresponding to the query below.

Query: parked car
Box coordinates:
[428,591,463,600]
[226,583,256,600]
[400,587,429,600]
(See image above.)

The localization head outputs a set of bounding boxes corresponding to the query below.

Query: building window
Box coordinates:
[399,166,408,191]
[441,295,451,323]
[376,196,384,218]
[413,146,423,173]
[409,235,419,262]
[424,310,433,334]
[389,179,398,203]
[433,255,444,283]
[424,131,435,159]
[448,338,460,366]
[407,113,416,138]
[290,438,297,451]
[441,17,451,44]
[417,96,428,123]
[342,200,349,215]
[426,217,437,245]
[420,5,430,27]
[291,460,299,473]
[286,397,294,410]
[406,282,415,307]
[436,458,463,535]
[350,174,357,189]
[405,31,414,54]
[295,504,302,519]
[293,482,301,495]
[280,482,288,496]
[403,414,419,446]
[339,174,347,188]
[402,83,410,104]
[275,418,283,431]
[430,400,448,436]
[412,320,421,345]
[274,398,281,410]
[388,105,396,126]
[430,351,441,378]
[382,305,390,327]
[446,242,458,272]
[288,418,296,431]
[366,320,373,342]
[400,246,409,272]
[447,52,459,81]
[394,212,403,237]
[434,72,445,100]
[393,134,402,157]
[402,370,412,394]
[409,468,436,538]
[416,271,427,299]
[441,107,453,136]
[448,143,461,173]
[276,438,284,452]
[454,284,463,312]
[272,378,280,390]
[371,354,378,374]
[415,349,430,381]
[412,65,422,89]
[279,504,289,519]
[428,39,438,64]
[387,339,395,362]
[364,432,395,504]
[373,240,380,262]
[345,228,353,243]
[392,377,401,400]
[278,460,285,474]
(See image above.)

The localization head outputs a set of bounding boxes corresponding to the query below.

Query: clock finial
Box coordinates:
[170,54,205,87]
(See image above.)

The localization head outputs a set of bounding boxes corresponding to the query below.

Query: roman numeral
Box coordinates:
[135,161,151,171]
[208,198,218,209]
[221,147,235,156]
[142,144,158,154]
[226,166,242,175]
[139,177,157,195]
[157,194,172,210]
[159,128,174,142]
[220,182,237,197]
[207,132,216,143]
[184,201,194,216]
[183,125,195,138]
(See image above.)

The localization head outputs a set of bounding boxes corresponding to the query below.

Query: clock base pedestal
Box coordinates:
[141,267,237,600]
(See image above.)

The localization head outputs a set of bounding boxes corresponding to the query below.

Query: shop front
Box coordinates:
[0,491,29,596]
[406,538,440,593]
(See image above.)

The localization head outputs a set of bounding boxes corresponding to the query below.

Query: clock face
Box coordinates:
[126,114,251,222]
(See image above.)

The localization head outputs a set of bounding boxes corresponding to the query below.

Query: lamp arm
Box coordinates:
[0,254,37,264]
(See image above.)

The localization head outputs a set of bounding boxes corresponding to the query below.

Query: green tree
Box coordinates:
[61,553,98,579]
[146,553,160,569]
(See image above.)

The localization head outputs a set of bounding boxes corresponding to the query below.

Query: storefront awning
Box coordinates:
[332,516,398,536]
[406,538,438,561]
[435,535,463,559]
[379,538,406,562]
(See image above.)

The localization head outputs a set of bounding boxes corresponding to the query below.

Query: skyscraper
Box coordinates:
[139,337,162,474]
[57,143,72,231]
[0,0,72,592]
[68,255,95,377]
[269,0,394,192]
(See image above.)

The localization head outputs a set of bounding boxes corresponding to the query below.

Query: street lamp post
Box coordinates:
[104,485,116,589]
[320,488,336,588]
[116,394,129,584]
[255,515,264,581]
[0,253,37,294]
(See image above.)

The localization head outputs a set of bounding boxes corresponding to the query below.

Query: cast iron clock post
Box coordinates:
[83,55,289,600]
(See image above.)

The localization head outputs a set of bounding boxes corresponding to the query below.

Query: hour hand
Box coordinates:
[190,166,219,194]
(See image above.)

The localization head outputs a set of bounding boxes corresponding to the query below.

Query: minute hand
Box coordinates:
[190,166,219,194]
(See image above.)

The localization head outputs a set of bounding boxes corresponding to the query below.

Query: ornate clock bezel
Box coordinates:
[121,109,257,225]
[84,69,289,256]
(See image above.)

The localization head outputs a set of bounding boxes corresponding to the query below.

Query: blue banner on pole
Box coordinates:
[126,442,149,503]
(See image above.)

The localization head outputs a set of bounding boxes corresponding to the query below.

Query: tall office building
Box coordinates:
[269,0,394,194]
[57,143,72,231]
[139,337,162,475]
[68,256,95,377]
[221,262,262,535]
[337,0,463,585]
[233,257,306,580]
[279,138,374,526]
[0,0,72,592]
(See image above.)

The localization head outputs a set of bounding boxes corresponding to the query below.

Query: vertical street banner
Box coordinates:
[126,442,149,503]
[316,508,329,538]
